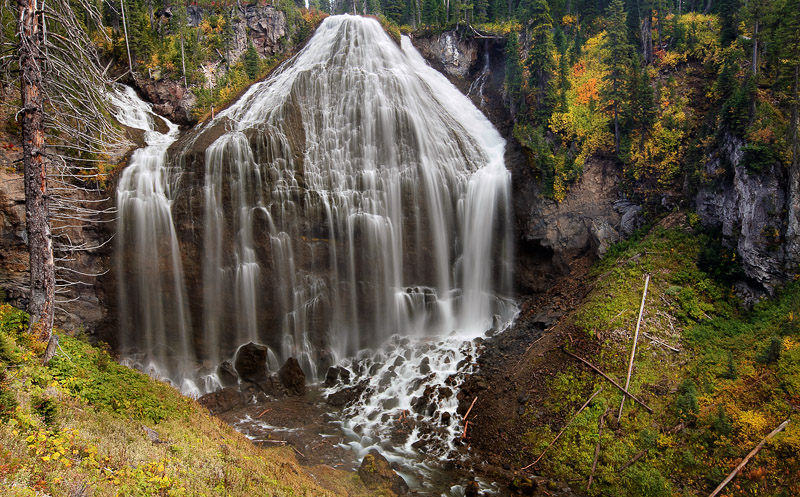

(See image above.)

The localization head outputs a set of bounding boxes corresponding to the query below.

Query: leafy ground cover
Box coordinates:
[519,213,800,496]
[0,304,374,497]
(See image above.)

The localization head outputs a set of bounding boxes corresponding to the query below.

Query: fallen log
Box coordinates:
[708,418,791,497]
[618,274,650,422]
[587,409,610,491]
[522,387,603,470]
[561,348,653,413]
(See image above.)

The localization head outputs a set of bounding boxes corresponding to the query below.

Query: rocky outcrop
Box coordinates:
[412,31,479,79]
[133,5,288,126]
[133,75,198,126]
[228,5,287,61]
[696,134,794,301]
[358,450,409,495]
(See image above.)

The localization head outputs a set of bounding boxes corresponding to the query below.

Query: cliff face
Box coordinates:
[132,5,290,126]
[0,166,115,335]
[696,134,796,302]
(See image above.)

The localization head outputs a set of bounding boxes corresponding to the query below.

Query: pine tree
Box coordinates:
[474,0,488,22]
[554,28,571,112]
[422,0,437,24]
[244,43,260,80]
[625,53,655,152]
[505,31,524,114]
[602,0,631,157]
[17,0,55,352]
[519,0,556,124]
[383,0,405,23]
[775,0,800,262]
[718,0,740,47]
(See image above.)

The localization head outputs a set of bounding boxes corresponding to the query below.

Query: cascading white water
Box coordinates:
[112,86,200,396]
[189,14,515,378]
[116,15,514,401]
[115,15,516,492]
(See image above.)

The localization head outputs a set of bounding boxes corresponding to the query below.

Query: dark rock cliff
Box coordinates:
[696,133,797,303]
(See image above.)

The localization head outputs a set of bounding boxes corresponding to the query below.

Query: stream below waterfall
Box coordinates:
[112,14,517,496]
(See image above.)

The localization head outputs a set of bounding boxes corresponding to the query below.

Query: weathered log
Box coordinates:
[708,418,791,497]
[522,387,603,470]
[561,348,653,413]
[618,274,650,421]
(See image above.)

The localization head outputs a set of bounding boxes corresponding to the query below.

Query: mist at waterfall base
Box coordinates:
[115,14,515,493]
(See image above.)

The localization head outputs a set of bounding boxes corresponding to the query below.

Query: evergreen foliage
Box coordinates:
[520,0,555,123]
[601,0,631,157]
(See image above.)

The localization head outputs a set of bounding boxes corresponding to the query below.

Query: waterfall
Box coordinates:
[112,86,199,395]
[116,15,515,394]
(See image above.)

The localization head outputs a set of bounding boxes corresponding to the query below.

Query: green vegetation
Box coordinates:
[342,0,798,205]
[522,218,800,496]
[0,304,372,496]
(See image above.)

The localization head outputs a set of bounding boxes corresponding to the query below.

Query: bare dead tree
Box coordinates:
[10,0,132,358]
[17,0,54,351]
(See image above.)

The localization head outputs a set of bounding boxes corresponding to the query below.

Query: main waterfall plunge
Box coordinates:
[115,15,515,398]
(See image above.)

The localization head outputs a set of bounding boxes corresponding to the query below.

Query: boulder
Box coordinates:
[327,380,367,407]
[234,342,270,383]
[357,450,409,495]
[197,387,245,414]
[464,480,481,497]
[509,476,536,495]
[277,357,306,395]
[216,360,239,387]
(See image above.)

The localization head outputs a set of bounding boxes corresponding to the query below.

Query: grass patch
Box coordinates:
[0,304,372,496]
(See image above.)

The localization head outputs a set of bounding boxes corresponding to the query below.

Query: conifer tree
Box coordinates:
[505,31,524,114]
[602,0,631,157]
[625,53,655,152]
[520,0,556,123]
[775,0,800,262]
[718,0,740,46]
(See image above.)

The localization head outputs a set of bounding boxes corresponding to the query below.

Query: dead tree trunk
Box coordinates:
[18,0,56,352]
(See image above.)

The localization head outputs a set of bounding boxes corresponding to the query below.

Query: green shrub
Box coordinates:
[711,406,732,436]
[757,336,782,364]
[0,388,17,421]
[622,464,673,497]
[721,351,737,380]
[676,379,699,423]
[32,395,58,425]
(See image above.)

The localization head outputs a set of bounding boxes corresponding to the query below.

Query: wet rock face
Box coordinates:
[234,342,270,383]
[277,357,306,395]
[133,75,198,126]
[696,133,795,300]
[217,361,239,387]
[412,32,479,78]
[358,449,409,495]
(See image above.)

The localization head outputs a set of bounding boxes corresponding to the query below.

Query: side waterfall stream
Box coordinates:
[114,15,516,494]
